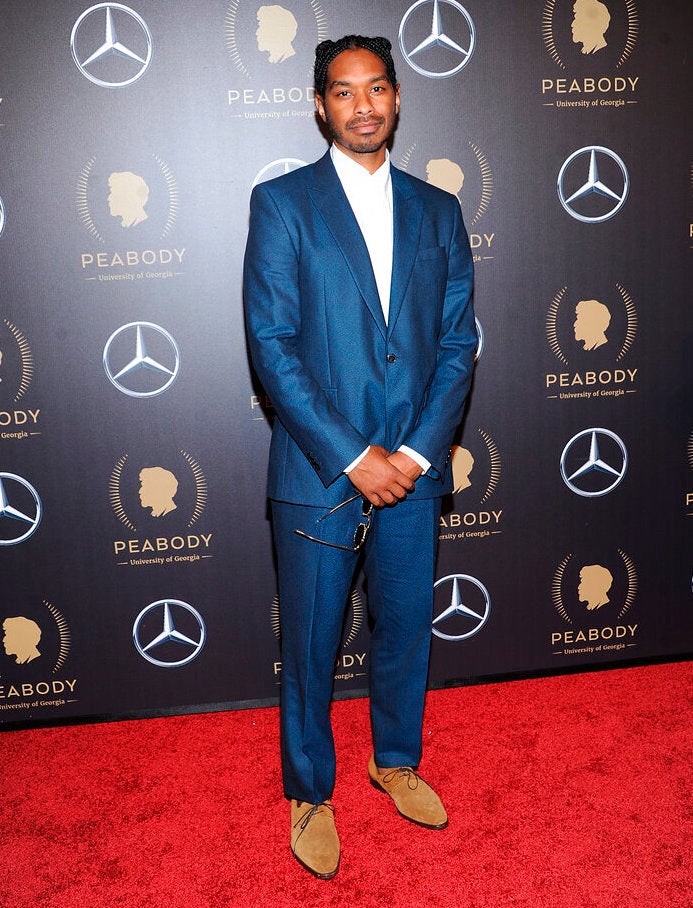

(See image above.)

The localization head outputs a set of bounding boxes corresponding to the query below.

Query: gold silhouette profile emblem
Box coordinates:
[2,616,42,664]
[577,564,613,610]
[426,159,465,200]
[255,5,298,63]
[573,299,611,351]
[108,171,150,228]
[451,446,475,493]
[571,0,611,55]
[138,466,178,517]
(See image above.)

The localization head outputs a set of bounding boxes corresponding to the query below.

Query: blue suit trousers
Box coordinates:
[271,496,441,804]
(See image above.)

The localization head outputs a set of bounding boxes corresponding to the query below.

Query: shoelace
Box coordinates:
[380,767,420,790]
[294,801,335,832]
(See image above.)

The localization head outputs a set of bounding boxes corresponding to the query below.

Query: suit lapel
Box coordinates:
[308,152,386,337]
[388,167,423,337]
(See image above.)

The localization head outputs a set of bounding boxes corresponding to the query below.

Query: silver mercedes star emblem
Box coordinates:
[399,0,476,79]
[252,159,308,189]
[0,473,42,545]
[475,317,484,360]
[103,321,180,397]
[432,573,490,640]
[557,146,629,223]
[560,428,628,497]
[133,599,206,667]
[71,3,153,88]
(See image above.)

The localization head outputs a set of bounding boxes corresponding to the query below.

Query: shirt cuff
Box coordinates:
[343,445,370,474]
[398,445,431,474]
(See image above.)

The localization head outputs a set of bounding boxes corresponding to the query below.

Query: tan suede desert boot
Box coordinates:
[368,754,448,829]
[290,799,340,879]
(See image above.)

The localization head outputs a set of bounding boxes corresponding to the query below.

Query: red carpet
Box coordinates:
[2,662,691,908]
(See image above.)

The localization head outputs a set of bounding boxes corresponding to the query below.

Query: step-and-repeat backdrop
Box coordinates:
[1,1,690,727]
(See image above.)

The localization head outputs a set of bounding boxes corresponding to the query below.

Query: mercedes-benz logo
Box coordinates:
[475,317,484,361]
[399,0,475,78]
[560,428,628,497]
[0,473,42,545]
[103,321,180,398]
[432,573,490,640]
[252,159,308,189]
[133,599,206,667]
[71,3,153,88]
[0,195,5,238]
[557,146,629,223]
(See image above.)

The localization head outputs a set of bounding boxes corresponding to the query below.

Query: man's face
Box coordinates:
[315,48,400,167]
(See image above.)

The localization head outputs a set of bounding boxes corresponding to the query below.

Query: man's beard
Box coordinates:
[324,109,392,155]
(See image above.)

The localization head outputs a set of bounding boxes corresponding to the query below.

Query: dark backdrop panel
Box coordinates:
[0,0,690,727]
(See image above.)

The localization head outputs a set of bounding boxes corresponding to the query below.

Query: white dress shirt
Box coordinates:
[330,145,431,477]
[330,143,393,322]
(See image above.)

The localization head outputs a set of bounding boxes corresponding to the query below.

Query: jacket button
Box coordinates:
[386,353,396,363]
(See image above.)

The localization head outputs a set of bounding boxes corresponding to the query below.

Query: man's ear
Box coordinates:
[314,94,326,123]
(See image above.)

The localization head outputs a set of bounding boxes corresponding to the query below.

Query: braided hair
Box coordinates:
[314,35,397,96]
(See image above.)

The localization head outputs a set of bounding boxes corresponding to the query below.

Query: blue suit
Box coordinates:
[244,150,475,802]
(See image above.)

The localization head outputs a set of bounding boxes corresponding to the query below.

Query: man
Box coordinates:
[244,35,476,879]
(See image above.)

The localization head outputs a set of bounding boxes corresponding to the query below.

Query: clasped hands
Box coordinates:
[348,445,422,507]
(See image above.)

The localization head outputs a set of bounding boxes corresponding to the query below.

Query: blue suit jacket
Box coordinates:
[243,150,476,507]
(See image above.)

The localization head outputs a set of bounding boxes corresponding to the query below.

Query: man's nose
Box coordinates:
[354,91,373,114]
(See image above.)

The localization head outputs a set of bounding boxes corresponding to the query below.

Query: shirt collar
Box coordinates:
[330,143,391,191]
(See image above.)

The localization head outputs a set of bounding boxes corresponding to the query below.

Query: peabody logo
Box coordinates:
[551,549,638,656]
[545,284,638,399]
[1,318,35,408]
[252,158,308,188]
[110,449,207,530]
[399,0,475,79]
[0,599,76,711]
[103,321,181,398]
[0,473,41,545]
[225,0,326,76]
[542,0,638,71]
[558,146,629,223]
[224,0,327,115]
[560,427,628,497]
[398,141,494,261]
[77,153,183,280]
[440,428,502,542]
[110,449,211,565]
[132,599,206,667]
[540,0,640,110]
[432,573,491,641]
[1,599,70,675]
[71,3,153,88]
[452,430,501,501]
